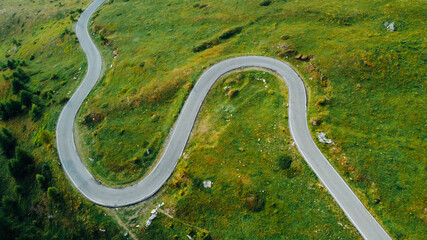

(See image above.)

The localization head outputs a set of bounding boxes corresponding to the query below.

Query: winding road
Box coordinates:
[56,0,391,239]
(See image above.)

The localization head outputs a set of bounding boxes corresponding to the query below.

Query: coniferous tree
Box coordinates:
[0,128,17,158]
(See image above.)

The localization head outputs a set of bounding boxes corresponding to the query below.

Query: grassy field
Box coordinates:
[0,0,127,239]
[114,71,360,239]
[0,0,425,239]
[76,0,426,238]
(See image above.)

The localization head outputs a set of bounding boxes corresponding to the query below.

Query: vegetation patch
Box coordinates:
[192,26,243,52]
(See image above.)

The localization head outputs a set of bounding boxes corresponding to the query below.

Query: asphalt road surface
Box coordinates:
[56,0,391,239]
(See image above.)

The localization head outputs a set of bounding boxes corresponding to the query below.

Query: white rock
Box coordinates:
[148,213,157,221]
[203,181,212,188]
[145,220,151,227]
[385,22,395,32]
[99,228,106,232]
[317,132,332,144]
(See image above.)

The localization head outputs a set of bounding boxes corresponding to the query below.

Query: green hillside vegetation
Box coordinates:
[114,71,361,239]
[0,0,125,238]
[77,0,425,238]
[0,0,425,239]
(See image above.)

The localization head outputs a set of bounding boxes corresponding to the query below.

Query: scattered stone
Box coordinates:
[145,220,152,227]
[48,215,53,220]
[99,228,106,232]
[295,54,312,61]
[146,203,165,228]
[148,213,157,221]
[317,132,332,144]
[124,232,128,237]
[89,157,94,162]
[187,235,193,240]
[136,224,141,228]
[384,22,395,32]
[113,50,118,56]
[310,118,318,126]
[203,181,212,188]
[278,44,298,57]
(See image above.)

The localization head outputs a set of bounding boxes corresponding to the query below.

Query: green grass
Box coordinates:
[0,0,127,239]
[115,71,360,239]
[77,0,426,238]
[1,0,425,239]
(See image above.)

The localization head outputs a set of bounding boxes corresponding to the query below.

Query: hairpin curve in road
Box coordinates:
[56,0,391,239]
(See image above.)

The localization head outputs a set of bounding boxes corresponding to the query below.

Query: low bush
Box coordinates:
[30,103,43,122]
[0,100,23,121]
[245,193,265,212]
[192,26,243,52]
[19,90,33,108]
[8,148,34,179]
[0,128,17,159]
[260,0,272,7]
[219,26,243,40]
[11,79,25,94]
[12,68,30,83]
[277,154,292,170]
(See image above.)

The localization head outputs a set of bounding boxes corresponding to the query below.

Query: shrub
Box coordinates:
[12,38,21,47]
[30,103,43,122]
[0,215,17,239]
[197,230,212,240]
[60,28,71,38]
[0,128,17,159]
[19,90,33,108]
[6,59,17,70]
[47,187,60,200]
[315,96,328,107]
[36,174,48,190]
[34,130,54,147]
[245,193,265,212]
[228,89,239,98]
[0,100,23,120]
[192,27,243,52]
[11,79,25,94]
[219,26,243,40]
[277,154,292,170]
[260,0,272,6]
[12,68,30,83]
[14,185,24,195]
[8,148,34,179]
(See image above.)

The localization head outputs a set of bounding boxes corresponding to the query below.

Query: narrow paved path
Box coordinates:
[56,0,391,239]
